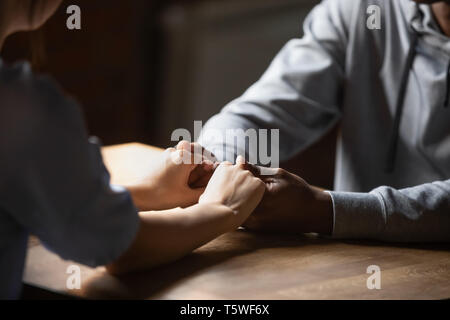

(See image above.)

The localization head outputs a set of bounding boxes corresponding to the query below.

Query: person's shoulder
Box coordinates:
[0,60,85,157]
[0,60,83,126]
[319,0,408,24]
[0,60,73,114]
[328,0,411,25]
[318,0,411,55]
[312,0,369,35]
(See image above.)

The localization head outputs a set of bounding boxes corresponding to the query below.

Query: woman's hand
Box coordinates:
[175,140,217,188]
[107,155,265,275]
[199,155,266,230]
[127,145,215,211]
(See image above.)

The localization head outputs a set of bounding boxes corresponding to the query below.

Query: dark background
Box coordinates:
[1,0,337,189]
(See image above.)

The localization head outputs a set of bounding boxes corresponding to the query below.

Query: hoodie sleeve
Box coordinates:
[199,0,352,162]
[329,180,450,242]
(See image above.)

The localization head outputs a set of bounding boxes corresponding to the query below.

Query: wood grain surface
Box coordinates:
[23,143,450,299]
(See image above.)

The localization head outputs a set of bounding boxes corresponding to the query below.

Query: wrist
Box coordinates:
[126,183,161,211]
[309,188,334,235]
[184,202,237,233]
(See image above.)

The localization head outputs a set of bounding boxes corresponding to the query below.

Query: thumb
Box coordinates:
[170,149,200,168]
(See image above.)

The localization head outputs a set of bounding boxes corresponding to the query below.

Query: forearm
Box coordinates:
[330,180,450,242]
[126,183,188,211]
[125,184,166,211]
[105,202,235,275]
[278,187,333,235]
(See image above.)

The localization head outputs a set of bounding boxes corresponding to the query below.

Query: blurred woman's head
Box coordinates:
[0,0,62,48]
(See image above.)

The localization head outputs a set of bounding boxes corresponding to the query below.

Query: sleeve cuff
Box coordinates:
[327,191,386,240]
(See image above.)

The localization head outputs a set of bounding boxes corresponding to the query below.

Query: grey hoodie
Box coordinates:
[199,0,450,242]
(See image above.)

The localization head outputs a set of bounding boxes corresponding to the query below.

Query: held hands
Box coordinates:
[173,141,266,229]
[199,155,266,230]
[199,156,265,228]
[128,139,332,235]
[129,138,335,236]
[127,140,266,217]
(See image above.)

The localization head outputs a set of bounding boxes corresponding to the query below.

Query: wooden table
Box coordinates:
[24,143,450,299]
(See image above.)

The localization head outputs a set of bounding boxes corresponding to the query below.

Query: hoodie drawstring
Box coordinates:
[385,33,418,173]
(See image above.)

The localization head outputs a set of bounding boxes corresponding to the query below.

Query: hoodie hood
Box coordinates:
[409,2,450,50]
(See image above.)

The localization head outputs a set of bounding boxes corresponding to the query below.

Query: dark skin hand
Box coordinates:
[235,0,450,235]
[240,0,450,235]
[179,141,333,235]
[242,165,334,235]
[183,0,450,236]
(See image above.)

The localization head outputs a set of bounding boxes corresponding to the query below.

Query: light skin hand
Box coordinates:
[199,156,266,229]
[106,156,265,275]
[126,145,215,211]
[176,140,218,188]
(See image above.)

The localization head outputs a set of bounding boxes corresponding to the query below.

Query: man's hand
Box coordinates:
[242,166,334,235]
